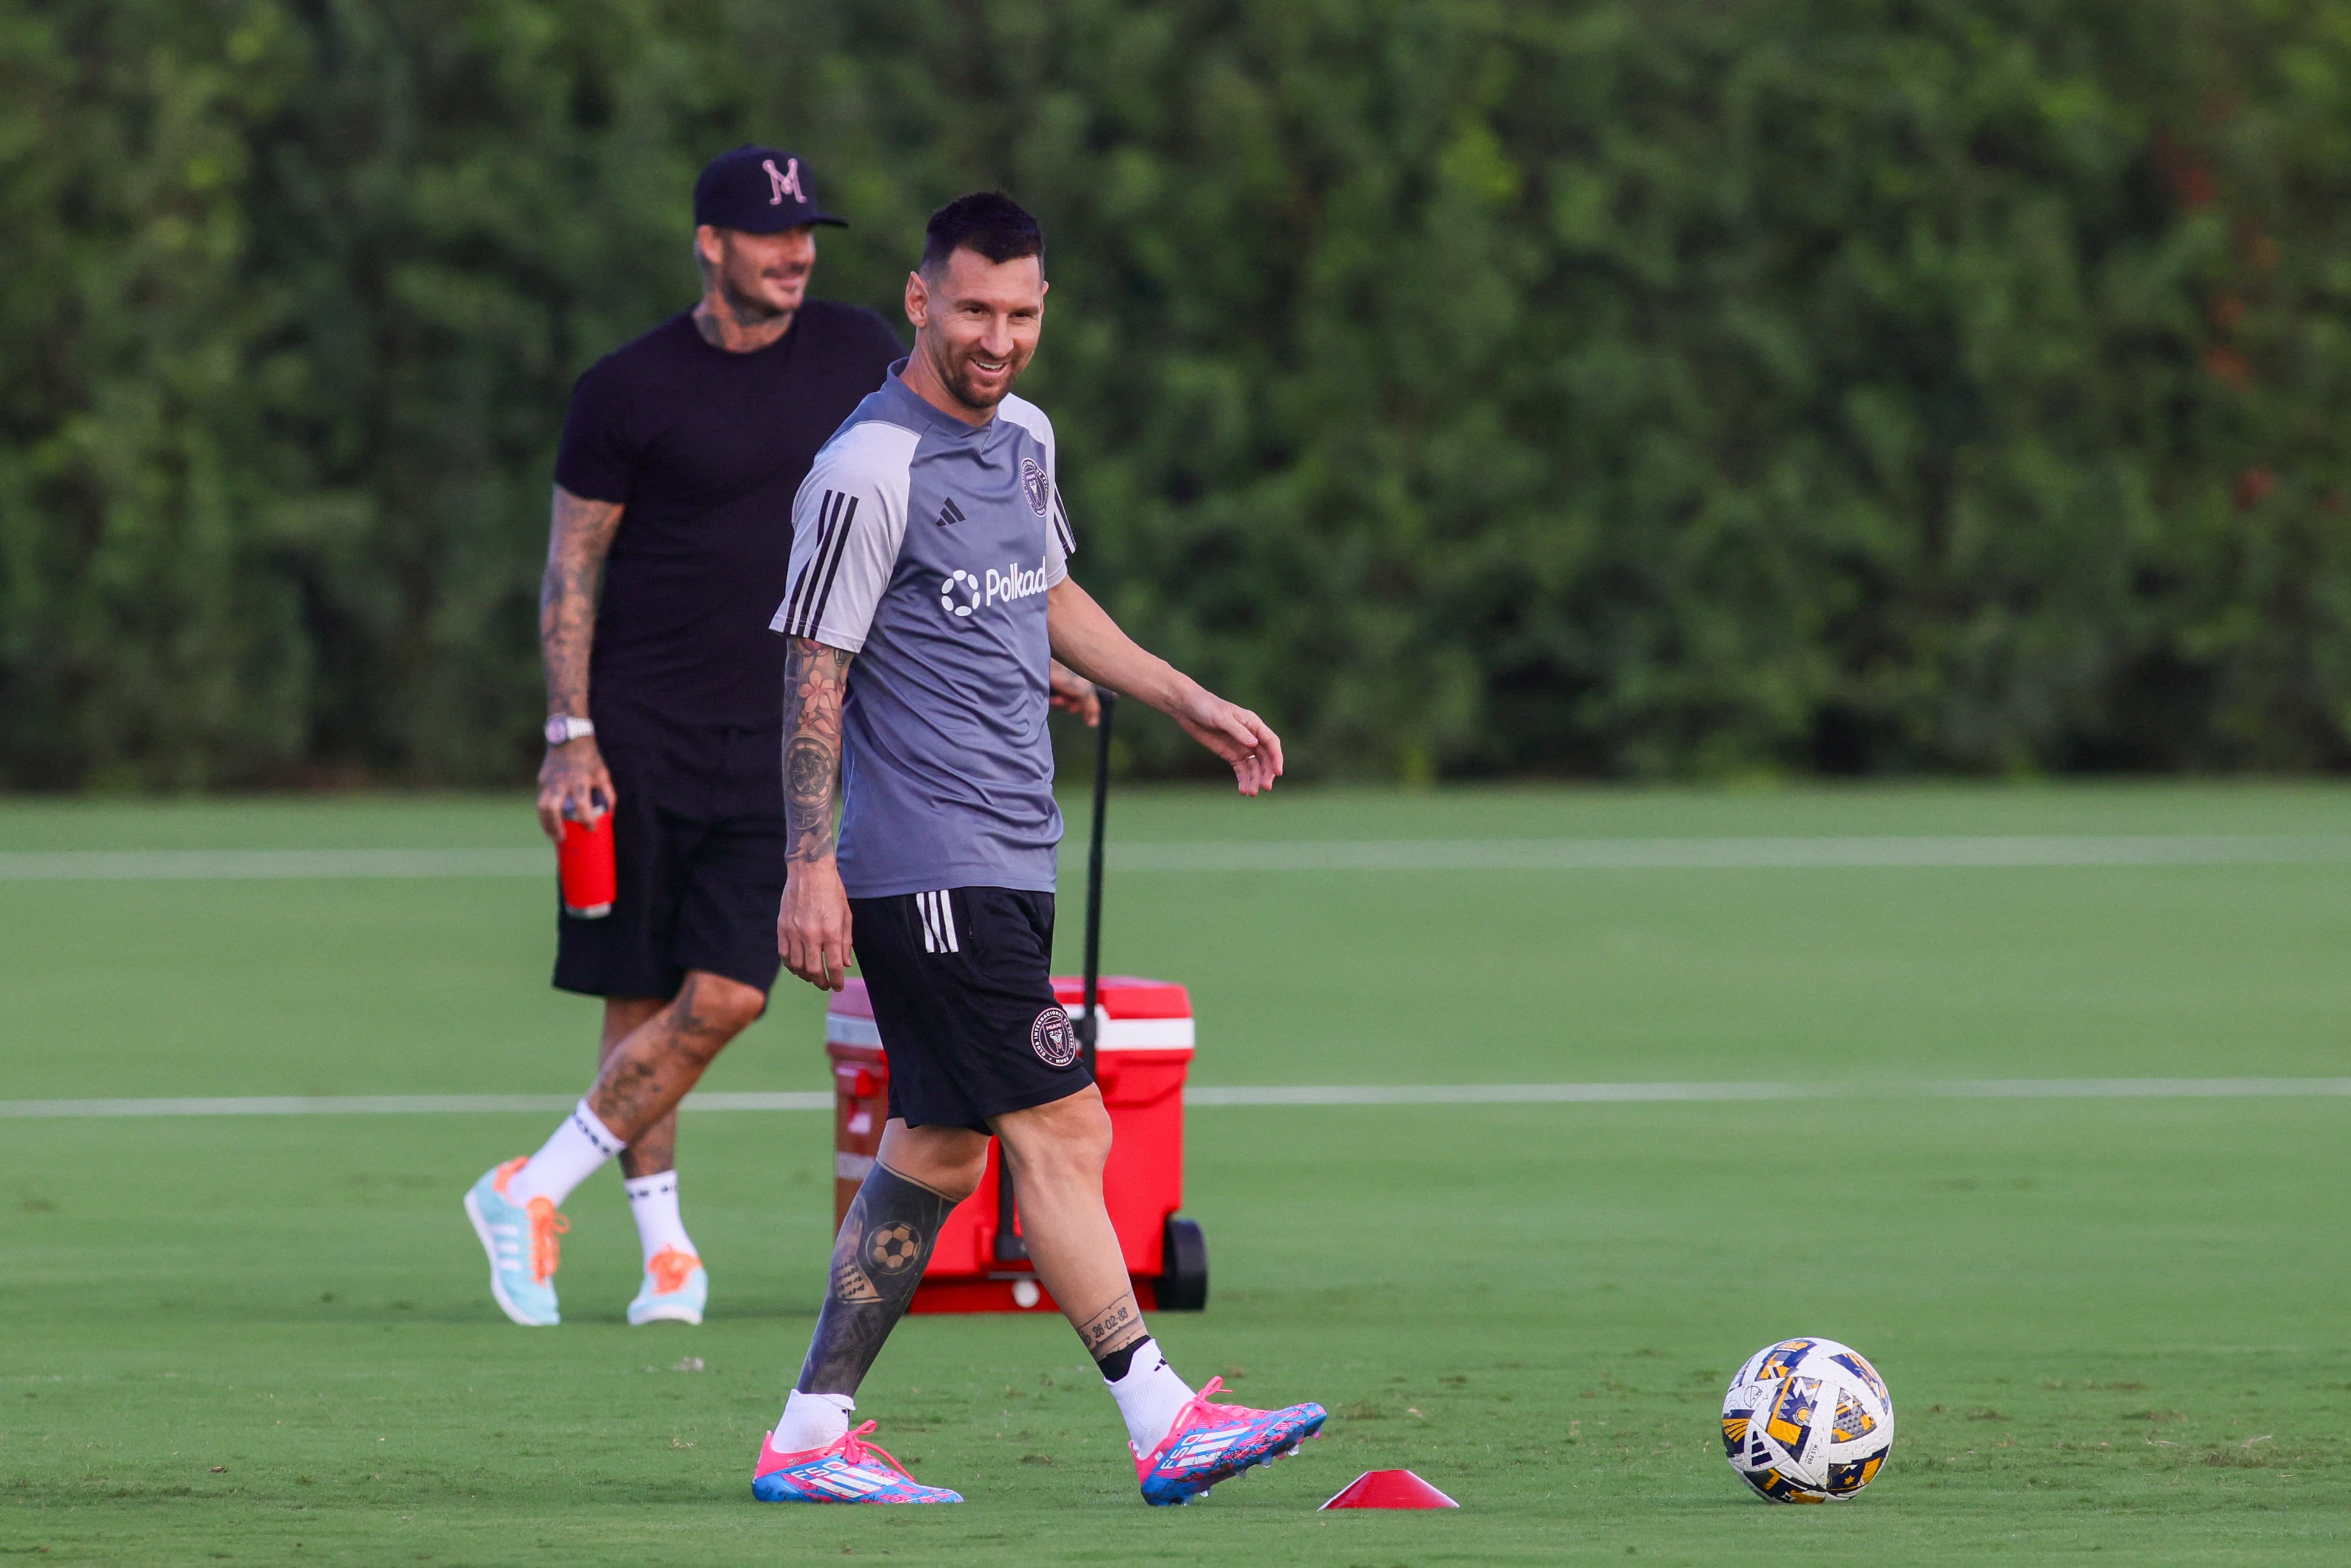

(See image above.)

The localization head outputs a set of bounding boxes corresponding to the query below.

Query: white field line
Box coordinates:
[1101,835,2351,873]
[1185,1078,2351,1105]
[9,836,2351,882]
[0,1091,833,1118]
[0,849,550,880]
[4,1080,2349,1119]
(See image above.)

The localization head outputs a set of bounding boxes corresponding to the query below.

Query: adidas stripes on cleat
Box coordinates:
[1133,1377,1327,1506]
[463,1158,566,1327]
[752,1422,962,1504]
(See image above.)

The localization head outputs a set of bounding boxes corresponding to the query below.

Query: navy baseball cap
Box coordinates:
[693,146,847,232]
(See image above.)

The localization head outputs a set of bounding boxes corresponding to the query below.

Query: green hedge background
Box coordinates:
[5,0,2350,788]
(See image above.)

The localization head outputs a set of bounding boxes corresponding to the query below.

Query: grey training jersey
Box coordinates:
[771,366,1076,899]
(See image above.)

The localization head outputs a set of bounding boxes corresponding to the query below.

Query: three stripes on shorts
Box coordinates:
[914,889,959,954]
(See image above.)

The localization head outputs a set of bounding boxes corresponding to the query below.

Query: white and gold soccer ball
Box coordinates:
[1720,1337,1894,1503]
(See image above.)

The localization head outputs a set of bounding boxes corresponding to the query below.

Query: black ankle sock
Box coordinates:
[1096,1336,1153,1383]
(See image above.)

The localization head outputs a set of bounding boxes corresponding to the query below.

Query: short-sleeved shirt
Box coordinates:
[554,303,904,748]
[770,367,1078,898]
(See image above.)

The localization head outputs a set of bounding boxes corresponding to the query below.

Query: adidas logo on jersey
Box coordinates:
[934,496,967,528]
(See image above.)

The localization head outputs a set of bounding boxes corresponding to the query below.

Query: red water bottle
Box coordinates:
[557,800,615,918]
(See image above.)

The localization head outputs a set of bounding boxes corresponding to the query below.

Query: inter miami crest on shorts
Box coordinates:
[1030,1006,1076,1068]
[845,886,1084,1130]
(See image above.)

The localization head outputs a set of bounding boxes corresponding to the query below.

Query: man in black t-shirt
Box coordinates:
[473,149,917,1328]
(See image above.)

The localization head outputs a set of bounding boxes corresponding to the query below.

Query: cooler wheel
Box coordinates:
[1157,1215,1208,1311]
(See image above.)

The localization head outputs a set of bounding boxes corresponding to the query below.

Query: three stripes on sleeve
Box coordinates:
[777,489,859,639]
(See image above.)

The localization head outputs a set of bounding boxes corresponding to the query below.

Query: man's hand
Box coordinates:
[1048,659,1101,726]
[1171,683,1284,796]
[778,860,853,991]
[536,736,616,841]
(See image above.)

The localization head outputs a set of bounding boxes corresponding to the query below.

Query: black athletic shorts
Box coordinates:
[552,729,783,1002]
[850,886,1091,1131]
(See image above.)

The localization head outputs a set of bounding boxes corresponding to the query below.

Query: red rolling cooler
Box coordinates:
[820,690,1209,1315]
[823,974,1206,1313]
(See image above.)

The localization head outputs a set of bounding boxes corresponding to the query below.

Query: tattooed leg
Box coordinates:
[597,997,674,1178]
[989,1088,1151,1362]
[797,1164,958,1396]
[584,970,765,1145]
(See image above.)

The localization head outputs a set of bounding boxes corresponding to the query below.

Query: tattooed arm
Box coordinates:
[777,636,855,991]
[534,486,626,840]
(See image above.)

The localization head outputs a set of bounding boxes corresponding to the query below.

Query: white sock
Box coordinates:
[507,1100,624,1208]
[623,1171,696,1267]
[1104,1338,1195,1455]
[773,1389,854,1454]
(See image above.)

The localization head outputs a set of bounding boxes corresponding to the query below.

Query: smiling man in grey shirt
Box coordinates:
[770,351,1076,896]
[751,192,1328,1509]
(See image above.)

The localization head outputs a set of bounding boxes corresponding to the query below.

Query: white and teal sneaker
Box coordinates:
[628,1246,708,1325]
[464,1157,566,1326]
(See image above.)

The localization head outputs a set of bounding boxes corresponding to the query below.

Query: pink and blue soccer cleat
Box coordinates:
[751,1421,962,1504]
[1133,1377,1327,1506]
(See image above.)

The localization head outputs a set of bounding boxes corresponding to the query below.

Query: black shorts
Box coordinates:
[850,886,1091,1131]
[552,730,784,1002]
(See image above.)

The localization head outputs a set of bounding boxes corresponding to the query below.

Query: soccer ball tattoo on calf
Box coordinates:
[867,1222,922,1274]
[797,1164,956,1396]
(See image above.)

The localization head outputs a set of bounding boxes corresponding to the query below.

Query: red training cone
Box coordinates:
[1320,1469,1460,1510]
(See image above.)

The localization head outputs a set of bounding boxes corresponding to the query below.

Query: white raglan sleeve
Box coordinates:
[1045,471,1076,585]
[770,421,917,653]
[1003,395,1076,585]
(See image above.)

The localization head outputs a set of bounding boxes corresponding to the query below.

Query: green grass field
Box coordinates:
[4,783,2350,1564]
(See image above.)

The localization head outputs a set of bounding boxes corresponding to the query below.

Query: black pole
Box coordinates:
[1079,689,1116,1073]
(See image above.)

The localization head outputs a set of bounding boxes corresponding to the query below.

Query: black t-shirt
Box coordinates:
[555,302,904,748]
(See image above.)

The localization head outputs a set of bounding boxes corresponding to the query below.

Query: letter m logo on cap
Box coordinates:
[765,157,808,206]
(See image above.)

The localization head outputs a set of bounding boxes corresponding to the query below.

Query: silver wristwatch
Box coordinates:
[544,715,596,746]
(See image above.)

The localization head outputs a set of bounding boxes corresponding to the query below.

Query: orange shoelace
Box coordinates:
[491,1156,529,1196]
[835,1421,914,1480]
[526,1196,569,1283]
[646,1246,699,1295]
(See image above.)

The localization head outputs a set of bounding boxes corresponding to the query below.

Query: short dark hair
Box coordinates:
[921,192,1044,276]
